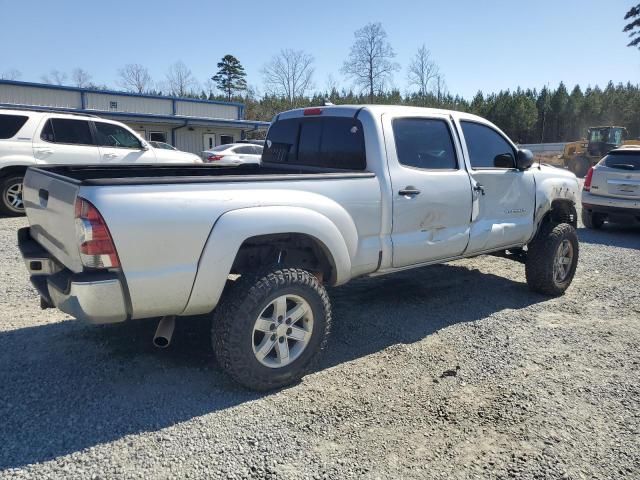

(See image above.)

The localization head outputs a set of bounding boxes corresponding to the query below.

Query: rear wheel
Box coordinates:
[212,268,331,390]
[570,157,590,177]
[581,209,604,229]
[525,223,579,296]
[0,175,25,216]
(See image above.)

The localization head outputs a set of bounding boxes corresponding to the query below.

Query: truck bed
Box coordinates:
[32,163,374,186]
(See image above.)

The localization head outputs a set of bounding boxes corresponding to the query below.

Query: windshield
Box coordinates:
[151,141,176,150]
[588,128,608,143]
[609,128,624,145]
[589,128,625,145]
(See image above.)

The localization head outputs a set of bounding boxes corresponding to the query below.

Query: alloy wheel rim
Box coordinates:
[4,182,24,212]
[252,294,314,368]
[553,239,573,283]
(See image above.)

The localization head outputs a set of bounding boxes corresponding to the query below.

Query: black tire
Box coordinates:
[212,268,331,391]
[0,175,25,216]
[525,222,579,296]
[570,157,589,178]
[581,209,604,229]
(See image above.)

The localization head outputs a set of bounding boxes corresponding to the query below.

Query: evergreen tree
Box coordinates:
[624,4,640,48]
[549,82,569,140]
[212,55,247,101]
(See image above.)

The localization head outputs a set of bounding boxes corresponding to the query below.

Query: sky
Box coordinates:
[1,0,638,100]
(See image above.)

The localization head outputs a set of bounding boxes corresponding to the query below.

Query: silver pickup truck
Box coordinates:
[19,105,580,390]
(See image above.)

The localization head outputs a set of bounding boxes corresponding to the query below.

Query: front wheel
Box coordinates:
[212,268,331,390]
[0,175,25,216]
[525,223,579,296]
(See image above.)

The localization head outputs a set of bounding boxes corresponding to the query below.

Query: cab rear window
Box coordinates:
[263,116,366,170]
[604,153,640,170]
[0,114,28,139]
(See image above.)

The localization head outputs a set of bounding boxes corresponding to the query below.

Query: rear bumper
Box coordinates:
[581,192,640,224]
[582,191,640,211]
[18,227,128,324]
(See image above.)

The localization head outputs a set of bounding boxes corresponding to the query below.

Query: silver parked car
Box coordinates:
[202,143,263,166]
[581,147,640,228]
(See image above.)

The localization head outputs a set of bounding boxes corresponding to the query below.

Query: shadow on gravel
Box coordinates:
[577,224,640,250]
[0,263,545,470]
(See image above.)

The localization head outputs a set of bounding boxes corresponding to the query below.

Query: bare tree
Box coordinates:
[71,68,92,88]
[341,22,399,102]
[262,49,315,104]
[165,61,197,97]
[0,69,21,80]
[407,45,439,97]
[117,64,152,93]
[325,73,340,93]
[434,73,447,103]
[41,69,67,85]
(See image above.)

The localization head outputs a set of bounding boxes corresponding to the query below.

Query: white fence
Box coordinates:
[518,142,568,154]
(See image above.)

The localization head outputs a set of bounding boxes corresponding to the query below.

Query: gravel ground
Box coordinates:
[0,204,639,479]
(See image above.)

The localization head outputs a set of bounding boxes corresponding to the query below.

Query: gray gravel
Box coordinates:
[0,204,639,479]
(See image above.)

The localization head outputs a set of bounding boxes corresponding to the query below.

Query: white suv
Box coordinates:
[581,147,640,228]
[0,108,202,215]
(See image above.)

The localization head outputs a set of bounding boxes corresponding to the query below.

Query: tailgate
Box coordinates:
[23,168,84,273]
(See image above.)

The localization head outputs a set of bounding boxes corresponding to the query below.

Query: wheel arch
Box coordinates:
[532,198,577,242]
[182,206,353,316]
[230,232,339,284]
[0,164,30,179]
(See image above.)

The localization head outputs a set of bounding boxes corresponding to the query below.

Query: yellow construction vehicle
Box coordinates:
[561,126,640,177]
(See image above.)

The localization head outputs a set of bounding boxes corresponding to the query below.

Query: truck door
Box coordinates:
[456,120,536,254]
[383,113,473,268]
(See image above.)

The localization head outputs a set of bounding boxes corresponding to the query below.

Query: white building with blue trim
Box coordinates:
[0,80,270,155]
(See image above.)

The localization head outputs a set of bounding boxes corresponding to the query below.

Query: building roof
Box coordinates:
[0,79,271,130]
[0,79,245,107]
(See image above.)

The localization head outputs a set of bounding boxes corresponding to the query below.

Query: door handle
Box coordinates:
[35,148,53,154]
[398,187,421,197]
[103,153,118,158]
[473,183,486,196]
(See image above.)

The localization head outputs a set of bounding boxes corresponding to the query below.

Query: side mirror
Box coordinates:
[516,149,534,170]
[493,153,515,168]
[141,142,150,151]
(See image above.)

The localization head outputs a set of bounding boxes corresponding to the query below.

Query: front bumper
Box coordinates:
[18,227,128,324]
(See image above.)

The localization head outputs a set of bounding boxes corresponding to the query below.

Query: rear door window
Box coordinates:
[262,116,366,169]
[393,118,458,170]
[0,114,29,139]
[41,118,94,145]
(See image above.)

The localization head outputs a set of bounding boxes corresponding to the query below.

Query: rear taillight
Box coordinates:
[583,167,594,191]
[206,154,224,162]
[74,198,120,269]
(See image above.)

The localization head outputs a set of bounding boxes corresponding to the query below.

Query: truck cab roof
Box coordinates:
[276,104,491,125]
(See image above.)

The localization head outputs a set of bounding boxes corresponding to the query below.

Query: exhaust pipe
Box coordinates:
[153,316,176,348]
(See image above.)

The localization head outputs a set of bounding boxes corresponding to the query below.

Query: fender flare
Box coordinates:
[182,206,354,316]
